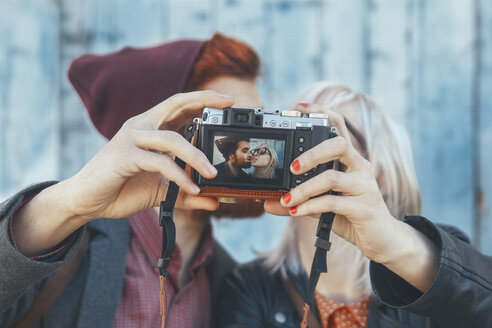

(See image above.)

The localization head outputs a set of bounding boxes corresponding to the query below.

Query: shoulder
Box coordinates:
[217,259,300,327]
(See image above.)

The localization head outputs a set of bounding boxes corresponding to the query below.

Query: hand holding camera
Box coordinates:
[192,106,336,200]
[11,91,232,255]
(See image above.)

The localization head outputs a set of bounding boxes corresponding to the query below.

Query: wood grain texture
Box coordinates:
[408,0,475,239]
[367,1,409,122]
[0,0,60,198]
[1,0,491,255]
[321,0,367,92]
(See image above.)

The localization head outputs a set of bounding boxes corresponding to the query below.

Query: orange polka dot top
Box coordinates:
[314,292,370,328]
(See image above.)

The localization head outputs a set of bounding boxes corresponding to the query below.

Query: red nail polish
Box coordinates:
[290,206,297,215]
[282,193,291,204]
[291,160,300,171]
[299,103,309,108]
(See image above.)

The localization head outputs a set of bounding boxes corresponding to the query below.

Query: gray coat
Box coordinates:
[0,182,236,328]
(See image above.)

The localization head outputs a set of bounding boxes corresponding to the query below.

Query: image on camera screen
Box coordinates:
[212,135,286,183]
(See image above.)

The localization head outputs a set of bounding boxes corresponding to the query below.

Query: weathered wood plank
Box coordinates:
[265,0,323,108]
[367,1,409,122]
[0,0,59,199]
[479,0,492,254]
[409,0,475,238]
[165,0,214,40]
[321,0,368,92]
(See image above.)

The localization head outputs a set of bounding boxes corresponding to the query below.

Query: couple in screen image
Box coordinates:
[213,137,280,180]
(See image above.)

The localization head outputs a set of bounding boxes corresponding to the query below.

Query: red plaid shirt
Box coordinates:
[114,209,213,328]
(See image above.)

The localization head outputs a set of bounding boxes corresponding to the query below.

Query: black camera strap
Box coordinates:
[300,212,335,328]
[300,129,338,328]
[157,123,196,328]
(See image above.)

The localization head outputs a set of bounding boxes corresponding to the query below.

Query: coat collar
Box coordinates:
[76,218,130,328]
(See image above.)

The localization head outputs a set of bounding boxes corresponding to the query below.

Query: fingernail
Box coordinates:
[291,160,300,171]
[192,185,201,194]
[207,164,218,176]
[299,103,309,108]
[290,206,297,215]
[282,193,291,204]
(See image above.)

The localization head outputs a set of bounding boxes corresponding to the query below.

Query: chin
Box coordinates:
[212,199,265,219]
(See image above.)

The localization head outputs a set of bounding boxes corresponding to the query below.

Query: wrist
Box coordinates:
[39,180,93,226]
[11,181,90,256]
[379,219,439,292]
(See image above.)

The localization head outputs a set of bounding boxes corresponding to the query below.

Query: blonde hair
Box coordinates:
[253,143,279,179]
[263,81,422,275]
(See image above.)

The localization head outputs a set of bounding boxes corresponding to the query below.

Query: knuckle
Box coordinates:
[332,111,344,124]
[305,149,318,166]
[295,183,307,198]
[332,135,346,151]
[163,130,180,142]
[122,116,138,130]
[166,93,184,107]
[360,157,375,174]
[323,170,337,187]
[201,90,216,97]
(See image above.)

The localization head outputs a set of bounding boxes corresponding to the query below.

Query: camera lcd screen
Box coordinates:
[213,135,286,180]
[198,127,293,190]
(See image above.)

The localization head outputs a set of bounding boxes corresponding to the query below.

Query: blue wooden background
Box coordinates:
[1,0,491,260]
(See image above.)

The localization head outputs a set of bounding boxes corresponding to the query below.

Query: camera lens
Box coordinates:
[234,113,249,122]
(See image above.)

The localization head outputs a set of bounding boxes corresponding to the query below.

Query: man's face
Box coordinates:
[232,140,251,168]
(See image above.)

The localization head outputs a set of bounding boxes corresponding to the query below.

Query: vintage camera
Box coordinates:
[191,107,336,201]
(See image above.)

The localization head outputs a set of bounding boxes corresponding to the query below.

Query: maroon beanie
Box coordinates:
[68,39,205,140]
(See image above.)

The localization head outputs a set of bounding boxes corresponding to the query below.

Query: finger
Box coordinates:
[147,90,234,128]
[131,129,217,179]
[288,194,362,219]
[177,192,219,211]
[264,198,290,216]
[281,170,367,207]
[295,103,352,146]
[291,136,367,174]
[133,149,200,195]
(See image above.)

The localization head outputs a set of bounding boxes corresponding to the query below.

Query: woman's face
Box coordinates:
[251,147,272,168]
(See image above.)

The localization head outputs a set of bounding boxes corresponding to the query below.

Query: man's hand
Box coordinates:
[12,91,233,255]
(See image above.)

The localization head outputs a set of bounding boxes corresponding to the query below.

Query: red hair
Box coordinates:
[185,33,261,91]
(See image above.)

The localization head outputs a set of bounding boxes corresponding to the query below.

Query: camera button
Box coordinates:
[282,121,289,127]
[298,137,304,143]
[295,178,303,184]
[270,121,277,127]
[297,146,304,152]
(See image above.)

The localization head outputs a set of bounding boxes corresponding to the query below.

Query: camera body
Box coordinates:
[191,107,335,200]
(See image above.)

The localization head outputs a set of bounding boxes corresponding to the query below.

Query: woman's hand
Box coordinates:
[267,106,399,263]
[265,104,439,292]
